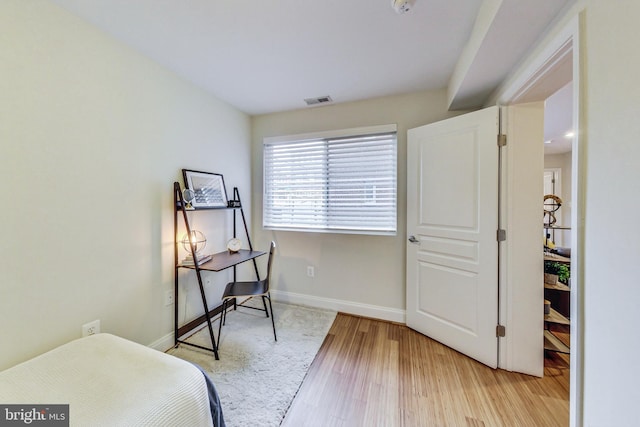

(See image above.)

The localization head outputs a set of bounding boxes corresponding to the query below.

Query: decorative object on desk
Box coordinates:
[181,252,212,266]
[182,188,195,210]
[544,234,556,251]
[544,272,559,285]
[543,194,562,212]
[544,260,570,284]
[543,194,562,226]
[226,238,242,253]
[181,229,207,255]
[182,169,228,208]
[545,212,557,226]
[544,299,551,315]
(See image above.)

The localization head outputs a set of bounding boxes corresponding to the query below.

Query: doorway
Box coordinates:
[495,15,583,426]
[542,81,573,372]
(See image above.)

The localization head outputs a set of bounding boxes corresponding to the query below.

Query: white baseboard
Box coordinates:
[149,292,405,352]
[149,332,174,353]
[271,290,406,324]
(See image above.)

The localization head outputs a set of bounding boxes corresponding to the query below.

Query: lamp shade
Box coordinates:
[181,230,207,254]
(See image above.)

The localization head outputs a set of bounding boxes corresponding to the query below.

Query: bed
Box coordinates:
[0,333,224,427]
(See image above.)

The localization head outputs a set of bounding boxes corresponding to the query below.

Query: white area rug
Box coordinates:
[169,301,336,427]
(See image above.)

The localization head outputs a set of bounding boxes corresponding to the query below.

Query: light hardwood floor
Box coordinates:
[282,313,569,427]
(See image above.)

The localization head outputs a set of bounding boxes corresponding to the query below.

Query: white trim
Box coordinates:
[263,124,397,145]
[262,225,397,237]
[150,294,406,352]
[271,289,405,324]
[495,38,573,105]
[569,13,585,427]
[148,333,175,353]
[499,102,546,377]
[543,168,563,201]
[488,2,585,107]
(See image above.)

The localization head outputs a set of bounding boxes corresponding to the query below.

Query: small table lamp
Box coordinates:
[181,230,207,256]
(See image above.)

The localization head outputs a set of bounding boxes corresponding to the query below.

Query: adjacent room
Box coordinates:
[2,1,639,426]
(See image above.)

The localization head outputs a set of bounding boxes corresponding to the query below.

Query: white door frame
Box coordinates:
[498,102,546,377]
[543,168,562,199]
[490,12,584,427]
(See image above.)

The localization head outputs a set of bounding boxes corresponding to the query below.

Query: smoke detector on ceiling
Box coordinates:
[391,0,416,14]
[304,96,333,106]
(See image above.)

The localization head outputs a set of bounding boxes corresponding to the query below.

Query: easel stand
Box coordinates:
[173,182,264,359]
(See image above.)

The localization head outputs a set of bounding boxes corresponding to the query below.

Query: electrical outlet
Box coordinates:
[164,290,175,306]
[307,266,315,278]
[82,319,100,337]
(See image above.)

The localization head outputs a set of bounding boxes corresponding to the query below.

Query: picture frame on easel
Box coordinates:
[182,169,228,208]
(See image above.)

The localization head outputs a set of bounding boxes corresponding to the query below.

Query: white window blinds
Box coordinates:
[263,126,397,235]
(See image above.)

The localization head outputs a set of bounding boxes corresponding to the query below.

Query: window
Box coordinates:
[263,125,397,235]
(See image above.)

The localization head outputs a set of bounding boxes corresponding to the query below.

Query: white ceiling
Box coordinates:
[49,0,574,116]
[544,81,574,155]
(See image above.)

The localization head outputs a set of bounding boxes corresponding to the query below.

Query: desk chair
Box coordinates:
[217,241,277,346]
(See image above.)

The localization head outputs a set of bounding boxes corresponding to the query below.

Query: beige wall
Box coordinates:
[251,90,467,320]
[0,1,251,370]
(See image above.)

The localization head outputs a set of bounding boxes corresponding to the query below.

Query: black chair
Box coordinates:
[217,241,277,345]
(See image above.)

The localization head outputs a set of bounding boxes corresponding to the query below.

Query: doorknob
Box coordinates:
[408,235,419,244]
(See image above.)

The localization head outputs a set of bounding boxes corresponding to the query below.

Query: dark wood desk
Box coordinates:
[179,249,265,272]
[175,249,266,357]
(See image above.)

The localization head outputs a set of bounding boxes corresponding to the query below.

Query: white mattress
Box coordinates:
[0,333,213,427]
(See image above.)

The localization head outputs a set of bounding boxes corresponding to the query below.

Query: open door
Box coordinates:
[406,106,499,368]
[407,104,545,374]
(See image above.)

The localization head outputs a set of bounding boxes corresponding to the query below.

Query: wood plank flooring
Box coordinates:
[282,313,569,427]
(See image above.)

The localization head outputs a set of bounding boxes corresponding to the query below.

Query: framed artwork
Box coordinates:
[182,169,228,208]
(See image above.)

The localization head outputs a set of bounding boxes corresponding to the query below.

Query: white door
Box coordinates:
[406,106,499,368]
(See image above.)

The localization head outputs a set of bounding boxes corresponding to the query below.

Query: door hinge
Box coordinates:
[496,325,506,337]
[497,229,506,241]
[497,134,507,147]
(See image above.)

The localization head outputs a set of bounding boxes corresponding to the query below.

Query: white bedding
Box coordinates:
[0,333,214,427]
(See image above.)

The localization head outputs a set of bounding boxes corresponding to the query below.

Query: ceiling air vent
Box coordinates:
[304,95,333,106]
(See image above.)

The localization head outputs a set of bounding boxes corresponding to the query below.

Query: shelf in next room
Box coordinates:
[544,281,570,292]
[544,330,570,354]
[544,253,571,263]
[543,225,571,230]
[545,307,570,326]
